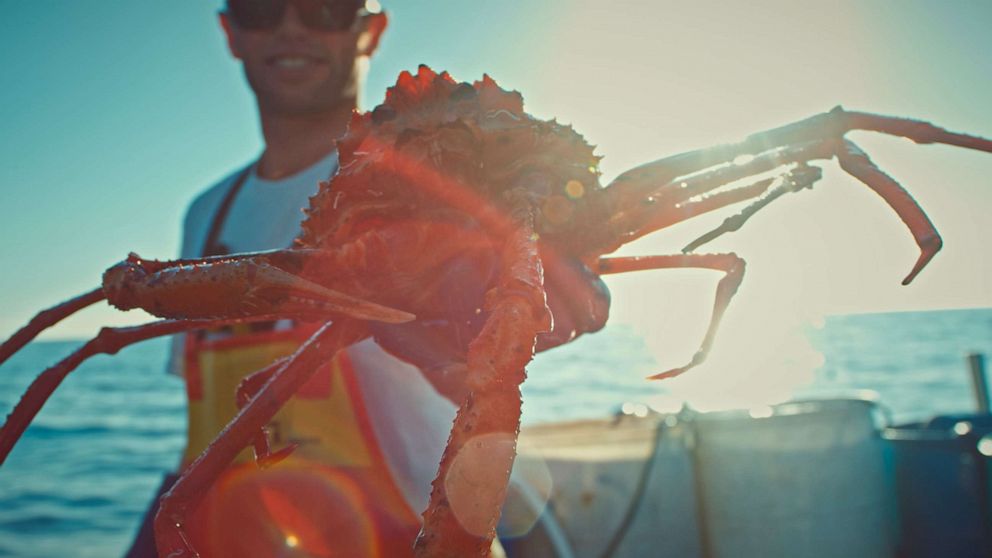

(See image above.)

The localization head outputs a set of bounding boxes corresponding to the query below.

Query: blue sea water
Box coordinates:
[0,308,990,557]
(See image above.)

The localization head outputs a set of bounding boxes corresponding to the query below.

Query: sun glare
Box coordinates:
[510,1,992,408]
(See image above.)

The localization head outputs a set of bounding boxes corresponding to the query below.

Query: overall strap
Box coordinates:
[202,164,253,257]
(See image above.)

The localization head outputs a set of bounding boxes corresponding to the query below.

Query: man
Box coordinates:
[128,2,431,556]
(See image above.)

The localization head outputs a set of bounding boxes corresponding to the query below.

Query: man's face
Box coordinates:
[221,4,385,116]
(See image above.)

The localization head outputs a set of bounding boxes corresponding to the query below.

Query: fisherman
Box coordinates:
[126,1,608,556]
[125,2,412,555]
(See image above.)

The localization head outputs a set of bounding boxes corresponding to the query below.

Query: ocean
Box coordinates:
[0,308,990,557]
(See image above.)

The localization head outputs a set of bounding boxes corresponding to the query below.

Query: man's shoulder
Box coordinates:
[186,165,249,225]
[178,163,252,259]
[186,165,252,220]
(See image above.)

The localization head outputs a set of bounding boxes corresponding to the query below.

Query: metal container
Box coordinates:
[692,398,896,558]
[510,414,702,558]
[883,414,992,558]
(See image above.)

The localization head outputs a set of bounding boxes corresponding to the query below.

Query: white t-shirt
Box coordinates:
[171,152,457,515]
[181,151,337,258]
[217,155,335,254]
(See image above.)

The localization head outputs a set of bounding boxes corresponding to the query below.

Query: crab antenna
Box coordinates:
[0,287,105,367]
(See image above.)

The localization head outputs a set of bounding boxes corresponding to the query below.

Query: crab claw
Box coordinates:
[103,253,415,324]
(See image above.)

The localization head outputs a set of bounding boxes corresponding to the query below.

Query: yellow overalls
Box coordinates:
[180,323,422,557]
[173,162,422,557]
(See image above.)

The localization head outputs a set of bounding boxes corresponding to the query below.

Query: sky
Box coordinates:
[0,1,990,402]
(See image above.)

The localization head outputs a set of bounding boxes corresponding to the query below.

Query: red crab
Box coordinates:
[1,66,991,557]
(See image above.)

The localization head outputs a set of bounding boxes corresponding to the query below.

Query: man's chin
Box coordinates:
[259,90,355,117]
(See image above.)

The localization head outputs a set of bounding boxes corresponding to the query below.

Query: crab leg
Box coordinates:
[415,204,551,557]
[595,253,746,379]
[0,316,283,466]
[154,319,368,558]
[599,126,972,284]
[681,164,824,253]
[629,174,780,245]
[837,139,941,284]
[104,251,414,324]
[592,109,991,265]
[0,247,415,373]
[0,287,105,367]
[589,140,837,254]
[674,137,940,286]
[606,107,992,205]
[235,359,298,468]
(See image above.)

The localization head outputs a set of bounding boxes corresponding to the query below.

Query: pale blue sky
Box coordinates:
[1,0,990,357]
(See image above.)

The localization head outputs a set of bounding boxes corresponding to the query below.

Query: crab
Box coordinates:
[1,65,991,557]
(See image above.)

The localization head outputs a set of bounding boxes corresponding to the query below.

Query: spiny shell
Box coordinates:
[299,66,603,249]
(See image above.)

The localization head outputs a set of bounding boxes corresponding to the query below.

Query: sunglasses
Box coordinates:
[225,0,367,32]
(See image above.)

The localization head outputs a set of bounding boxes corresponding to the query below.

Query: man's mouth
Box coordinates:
[268,54,326,69]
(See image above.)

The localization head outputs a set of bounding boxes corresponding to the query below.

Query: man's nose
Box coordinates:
[273,4,309,36]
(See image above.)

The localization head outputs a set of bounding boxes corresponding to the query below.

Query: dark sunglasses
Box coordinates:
[225,0,367,32]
